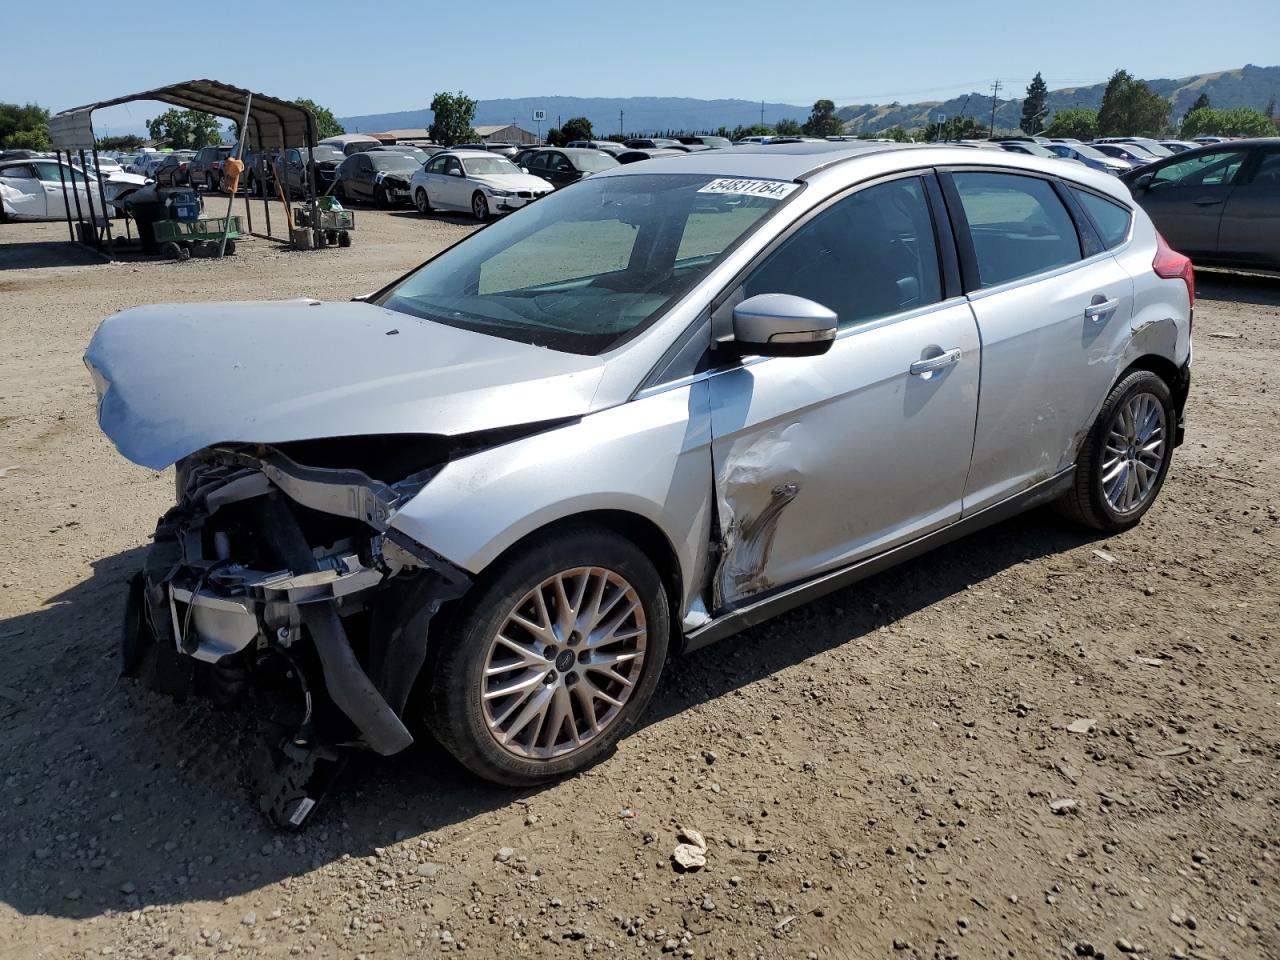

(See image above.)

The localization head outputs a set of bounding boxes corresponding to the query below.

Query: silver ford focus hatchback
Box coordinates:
[87,142,1193,826]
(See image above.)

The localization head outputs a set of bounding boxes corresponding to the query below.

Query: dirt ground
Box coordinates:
[0,202,1277,960]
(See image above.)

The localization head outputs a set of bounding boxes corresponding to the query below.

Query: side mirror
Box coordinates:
[1134,172,1155,191]
[731,294,837,357]
[449,169,462,177]
[521,166,529,174]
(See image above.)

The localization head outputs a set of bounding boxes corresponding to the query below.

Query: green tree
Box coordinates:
[875,126,913,142]
[560,117,594,143]
[1043,107,1099,140]
[774,118,802,136]
[1020,72,1049,134]
[1181,106,1275,139]
[1097,69,1170,137]
[802,100,842,138]
[544,127,562,146]
[293,98,344,139]
[1189,92,1211,113]
[428,91,477,147]
[0,102,50,149]
[96,134,144,151]
[922,116,986,142]
[146,108,223,149]
[728,123,771,141]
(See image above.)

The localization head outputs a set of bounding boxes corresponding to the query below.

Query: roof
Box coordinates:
[595,142,1133,203]
[49,80,316,151]
[475,124,532,136]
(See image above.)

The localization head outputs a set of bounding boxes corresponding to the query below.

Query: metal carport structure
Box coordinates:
[48,79,322,258]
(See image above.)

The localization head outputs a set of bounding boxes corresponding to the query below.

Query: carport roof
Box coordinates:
[49,79,316,152]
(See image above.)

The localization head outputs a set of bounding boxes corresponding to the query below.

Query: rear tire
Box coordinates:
[427,526,669,786]
[1057,369,1175,532]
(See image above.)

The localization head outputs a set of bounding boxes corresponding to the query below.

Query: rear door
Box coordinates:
[0,163,47,218]
[1135,148,1249,257]
[1217,146,1280,268]
[942,169,1134,513]
[708,173,981,605]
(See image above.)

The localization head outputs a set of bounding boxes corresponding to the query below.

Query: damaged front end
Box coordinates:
[124,444,469,829]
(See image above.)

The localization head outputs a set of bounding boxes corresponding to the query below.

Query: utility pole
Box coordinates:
[619,110,624,137]
[989,79,1002,137]
[760,100,765,128]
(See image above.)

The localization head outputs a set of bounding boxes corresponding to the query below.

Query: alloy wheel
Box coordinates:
[473,193,487,220]
[1101,391,1167,514]
[415,189,430,213]
[480,566,647,760]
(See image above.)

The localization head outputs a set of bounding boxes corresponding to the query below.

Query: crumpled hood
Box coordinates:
[85,299,607,470]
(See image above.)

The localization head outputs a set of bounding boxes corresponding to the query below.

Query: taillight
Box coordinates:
[1153,231,1194,309]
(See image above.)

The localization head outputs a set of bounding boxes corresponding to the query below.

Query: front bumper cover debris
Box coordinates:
[123,445,470,828]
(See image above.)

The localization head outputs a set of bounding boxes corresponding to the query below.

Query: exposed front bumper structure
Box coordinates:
[124,445,469,827]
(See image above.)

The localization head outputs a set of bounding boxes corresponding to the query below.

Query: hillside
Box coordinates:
[839,64,1280,133]
[338,97,810,137]
[337,65,1279,137]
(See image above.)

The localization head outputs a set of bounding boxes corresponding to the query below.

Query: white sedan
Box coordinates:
[1,158,146,221]
[409,149,552,220]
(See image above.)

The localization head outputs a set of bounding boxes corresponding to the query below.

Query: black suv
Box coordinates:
[188,145,233,192]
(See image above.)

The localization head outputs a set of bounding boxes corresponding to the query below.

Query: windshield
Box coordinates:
[1129,140,1173,157]
[310,146,345,163]
[368,153,420,172]
[576,151,620,172]
[463,156,520,176]
[1065,143,1107,160]
[379,173,794,355]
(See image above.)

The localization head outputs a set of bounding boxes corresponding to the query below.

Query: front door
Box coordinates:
[943,170,1134,512]
[708,174,980,608]
[0,164,47,218]
[1217,146,1280,268]
[1137,148,1249,258]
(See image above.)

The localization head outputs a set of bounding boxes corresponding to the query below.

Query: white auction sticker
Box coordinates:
[697,178,799,199]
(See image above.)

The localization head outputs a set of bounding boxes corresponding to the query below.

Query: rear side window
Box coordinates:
[743,176,942,330]
[1071,189,1132,249]
[951,172,1081,287]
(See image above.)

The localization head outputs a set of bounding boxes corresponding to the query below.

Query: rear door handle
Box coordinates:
[909,348,962,375]
[1193,197,1223,206]
[1084,297,1120,321]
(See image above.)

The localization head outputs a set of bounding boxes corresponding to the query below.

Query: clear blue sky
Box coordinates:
[6,0,1278,129]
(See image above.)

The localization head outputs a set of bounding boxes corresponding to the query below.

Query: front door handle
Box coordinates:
[1084,297,1120,321]
[1193,197,1223,206]
[909,348,962,376]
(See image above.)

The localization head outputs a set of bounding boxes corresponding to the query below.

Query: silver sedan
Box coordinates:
[87,142,1192,826]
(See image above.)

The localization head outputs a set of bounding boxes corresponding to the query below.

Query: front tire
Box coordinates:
[471,191,489,221]
[1058,369,1175,532]
[428,526,669,786]
[414,188,431,214]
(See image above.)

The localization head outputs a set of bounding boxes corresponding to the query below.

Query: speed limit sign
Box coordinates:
[533,109,547,122]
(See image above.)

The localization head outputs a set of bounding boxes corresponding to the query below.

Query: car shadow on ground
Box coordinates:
[1195,268,1280,307]
[0,504,1101,920]
[0,240,107,271]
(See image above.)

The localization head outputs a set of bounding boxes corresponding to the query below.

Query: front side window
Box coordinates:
[1072,188,1132,249]
[951,172,1081,287]
[379,173,792,355]
[1249,150,1280,189]
[32,161,67,182]
[743,176,942,330]
[1151,150,1246,188]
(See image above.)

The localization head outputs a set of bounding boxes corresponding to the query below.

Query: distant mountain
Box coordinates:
[339,97,810,137]
[836,64,1280,133]
[337,65,1279,138]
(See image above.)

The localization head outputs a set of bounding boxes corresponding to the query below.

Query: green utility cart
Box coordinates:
[152,215,243,260]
